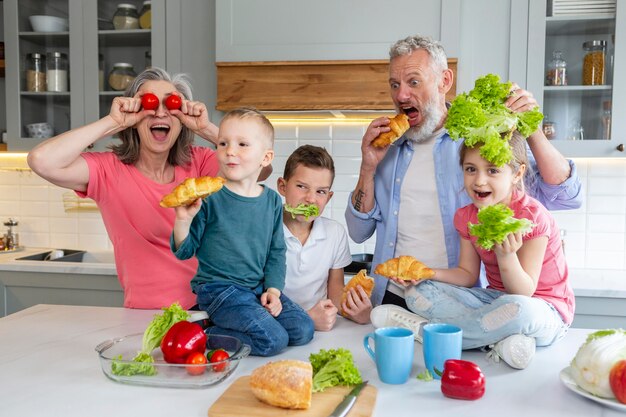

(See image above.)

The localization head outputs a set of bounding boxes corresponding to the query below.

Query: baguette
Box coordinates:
[371,113,410,148]
[159,176,225,208]
[249,360,312,409]
[374,255,434,281]
[341,269,374,316]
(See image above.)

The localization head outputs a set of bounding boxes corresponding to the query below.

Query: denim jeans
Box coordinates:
[195,282,314,357]
[404,280,569,350]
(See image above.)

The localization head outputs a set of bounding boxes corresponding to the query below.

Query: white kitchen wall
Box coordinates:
[1,130,625,272]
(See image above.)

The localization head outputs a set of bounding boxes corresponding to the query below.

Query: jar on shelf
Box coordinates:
[602,100,612,140]
[25,53,46,92]
[112,4,140,30]
[582,40,606,86]
[108,63,136,91]
[546,50,567,86]
[139,1,152,29]
[543,120,556,140]
[46,52,68,92]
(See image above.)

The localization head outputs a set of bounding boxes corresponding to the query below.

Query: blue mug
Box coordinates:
[422,323,463,379]
[363,327,414,384]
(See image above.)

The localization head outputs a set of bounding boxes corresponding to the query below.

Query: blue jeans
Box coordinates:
[404,280,569,350]
[195,282,314,357]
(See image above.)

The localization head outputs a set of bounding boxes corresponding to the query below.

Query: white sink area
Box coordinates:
[0,248,116,275]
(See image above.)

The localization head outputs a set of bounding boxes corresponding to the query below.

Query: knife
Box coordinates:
[327,381,368,417]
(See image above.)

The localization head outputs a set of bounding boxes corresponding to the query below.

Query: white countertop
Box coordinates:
[0,304,622,417]
[0,247,116,275]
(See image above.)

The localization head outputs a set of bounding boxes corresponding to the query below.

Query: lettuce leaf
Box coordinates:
[468,204,535,250]
[111,353,157,376]
[284,203,320,220]
[445,74,543,166]
[309,348,362,392]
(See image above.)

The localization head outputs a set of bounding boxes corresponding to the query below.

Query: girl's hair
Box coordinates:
[389,35,448,76]
[220,107,275,147]
[283,145,335,186]
[110,67,195,166]
[459,130,532,192]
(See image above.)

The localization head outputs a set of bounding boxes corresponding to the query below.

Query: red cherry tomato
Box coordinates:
[141,93,159,110]
[207,349,230,372]
[185,351,207,376]
[164,95,182,110]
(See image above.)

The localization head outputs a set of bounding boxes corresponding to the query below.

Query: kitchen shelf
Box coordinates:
[18,32,70,48]
[98,29,151,47]
[546,15,615,36]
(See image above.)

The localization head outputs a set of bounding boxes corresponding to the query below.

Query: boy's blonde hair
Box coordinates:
[459,131,531,192]
[220,107,274,147]
[283,145,335,186]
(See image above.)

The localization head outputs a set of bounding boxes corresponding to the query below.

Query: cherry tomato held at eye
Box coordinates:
[141,93,159,110]
[207,349,230,372]
[185,351,208,376]
[164,95,182,110]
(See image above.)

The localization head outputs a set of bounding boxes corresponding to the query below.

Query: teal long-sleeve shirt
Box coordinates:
[171,185,286,292]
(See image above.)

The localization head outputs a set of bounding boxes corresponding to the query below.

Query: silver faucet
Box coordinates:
[3,218,19,251]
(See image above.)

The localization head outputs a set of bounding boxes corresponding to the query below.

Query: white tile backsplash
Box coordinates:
[1,122,626,273]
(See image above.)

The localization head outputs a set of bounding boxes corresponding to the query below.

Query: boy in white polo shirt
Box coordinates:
[278,145,372,331]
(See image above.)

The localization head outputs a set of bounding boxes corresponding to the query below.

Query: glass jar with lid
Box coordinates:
[139,1,152,29]
[46,52,68,92]
[582,40,606,86]
[112,4,140,30]
[25,53,46,92]
[108,63,136,91]
[546,50,567,86]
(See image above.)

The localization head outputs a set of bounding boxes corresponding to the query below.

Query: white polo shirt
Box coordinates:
[282,217,352,310]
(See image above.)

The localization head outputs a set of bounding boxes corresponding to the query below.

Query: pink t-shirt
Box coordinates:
[454,191,575,325]
[76,146,218,309]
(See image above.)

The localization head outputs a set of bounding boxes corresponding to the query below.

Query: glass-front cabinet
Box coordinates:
[3,0,164,151]
[528,0,625,157]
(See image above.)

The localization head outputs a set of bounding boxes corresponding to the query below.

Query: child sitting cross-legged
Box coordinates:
[170,107,314,356]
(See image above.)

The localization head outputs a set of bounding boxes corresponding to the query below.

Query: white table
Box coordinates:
[0,304,622,417]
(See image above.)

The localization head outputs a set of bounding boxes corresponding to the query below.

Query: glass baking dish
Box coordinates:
[95,333,251,388]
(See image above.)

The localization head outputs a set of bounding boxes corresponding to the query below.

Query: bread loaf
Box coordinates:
[374,255,434,281]
[159,176,225,208]
[371,113,410,148]
[341,269,374,316]
[249,360,312,409]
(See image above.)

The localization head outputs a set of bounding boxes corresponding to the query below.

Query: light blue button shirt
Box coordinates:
[345,131,583,306]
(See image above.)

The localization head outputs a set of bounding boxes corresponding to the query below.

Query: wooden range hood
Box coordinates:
[216,59,457,113]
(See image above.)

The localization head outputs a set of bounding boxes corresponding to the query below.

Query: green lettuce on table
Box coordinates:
[468,204,534,250]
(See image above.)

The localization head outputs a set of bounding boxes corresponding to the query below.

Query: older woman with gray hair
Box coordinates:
[28,67,245,309]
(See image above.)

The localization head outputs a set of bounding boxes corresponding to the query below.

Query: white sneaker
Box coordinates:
[370,304,428,343]
[486,334,536,369]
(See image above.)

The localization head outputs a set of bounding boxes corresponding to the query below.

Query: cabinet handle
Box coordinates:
[617,144,624,152]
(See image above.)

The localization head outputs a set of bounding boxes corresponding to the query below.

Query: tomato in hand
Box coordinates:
[610,359,626,404]
[141,93,159,110]
[207,349,230,372]
[164,95,182,110]
[185,351,208,376]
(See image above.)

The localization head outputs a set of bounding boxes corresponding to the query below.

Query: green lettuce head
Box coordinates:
[445,74,543,166]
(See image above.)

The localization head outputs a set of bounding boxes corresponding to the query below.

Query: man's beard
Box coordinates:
[404,97,444,143]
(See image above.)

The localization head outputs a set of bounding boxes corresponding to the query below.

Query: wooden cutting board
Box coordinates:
[208,376,377,417]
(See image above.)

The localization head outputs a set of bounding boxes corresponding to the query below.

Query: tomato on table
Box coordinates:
[185,351,208,376]
[141,93,159,110]
[164,95,182,110]
[207,349,230,372]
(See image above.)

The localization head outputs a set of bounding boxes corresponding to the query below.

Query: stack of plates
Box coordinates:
[550,0,616,16]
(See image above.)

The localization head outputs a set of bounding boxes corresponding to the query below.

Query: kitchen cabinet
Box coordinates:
[2,0,165,152]
[527,0,625,157]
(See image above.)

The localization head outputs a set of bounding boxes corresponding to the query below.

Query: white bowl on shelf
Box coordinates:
[25,122,53,139]
[29,15,69,33]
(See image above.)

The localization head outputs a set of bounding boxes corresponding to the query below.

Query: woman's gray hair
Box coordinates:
[389,35,448,75]
[110,67,195,166]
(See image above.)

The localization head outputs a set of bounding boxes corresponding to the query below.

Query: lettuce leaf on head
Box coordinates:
[468,204,534,250]
[309,348,362,392]
[445,73,543,166]
[284,203,319,220]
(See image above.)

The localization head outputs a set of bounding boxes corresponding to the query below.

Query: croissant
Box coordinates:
[159,176,226,208]
[249,360,312,410]
[374,255,434,281]
[341,269,374,316]
[371,113,410,148]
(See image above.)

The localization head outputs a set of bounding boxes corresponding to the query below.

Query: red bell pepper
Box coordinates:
[160,321,207,364]
[440,359,485,400]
